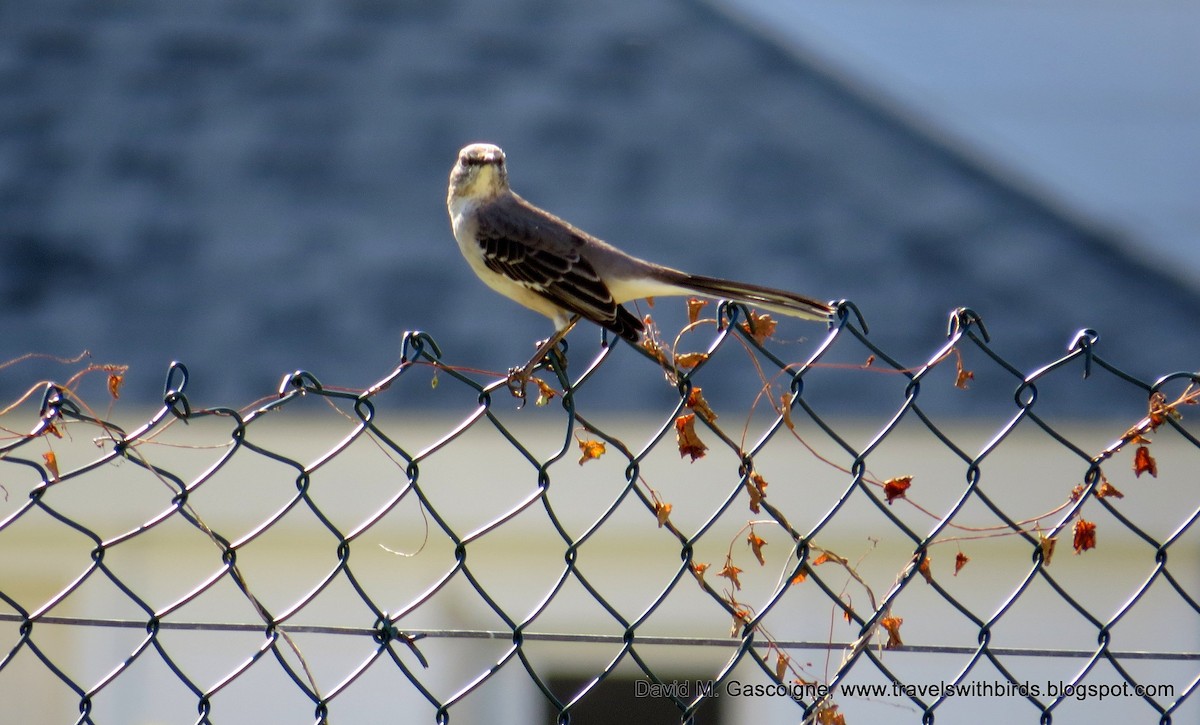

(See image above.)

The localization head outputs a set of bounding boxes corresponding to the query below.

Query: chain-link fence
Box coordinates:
[1,302,1197,724]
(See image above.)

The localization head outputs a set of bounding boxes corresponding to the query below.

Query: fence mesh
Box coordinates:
[1,301,1198,724]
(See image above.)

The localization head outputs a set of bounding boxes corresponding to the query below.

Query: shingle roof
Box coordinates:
[2,0,1195,412]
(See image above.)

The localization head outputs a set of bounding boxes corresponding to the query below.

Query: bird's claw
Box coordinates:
[506,336,569,407]
[506,367,531,404]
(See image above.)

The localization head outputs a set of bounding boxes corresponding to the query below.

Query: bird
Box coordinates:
[447,142,833,395]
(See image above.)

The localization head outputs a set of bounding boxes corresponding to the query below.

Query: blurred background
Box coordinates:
[2,2,1199,724]
[2,0,1196,410]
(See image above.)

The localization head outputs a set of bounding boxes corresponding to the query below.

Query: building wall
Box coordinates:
[3,411,1195,723]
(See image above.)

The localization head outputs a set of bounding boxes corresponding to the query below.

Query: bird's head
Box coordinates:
[448,143,509,203]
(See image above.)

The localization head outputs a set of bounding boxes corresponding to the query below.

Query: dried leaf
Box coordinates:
[775,652,789,680]
[533,377,557,407]
[746,473,768,513]
[719,556,743,590]
[955,357,974,391]
[686,297,709,325]
[1133,445,1157,478]
[107,374,123,400]
[880,616,904,649]
[1094,479,1124,498]
[691,562,709,587]
[918,557,933,584]
[641,336,667,365]
[814,703,845,725]
[883,476,912,504]
[576,437,606,465]
[864,354,876,367]
[43,452,59,481]
[955,367,974,389]
[791,568,808,585]
[1069,483,1086,502]
[686,387,717,423]
[811,552,832,567]
[675,414,708,462]
[953,552,970,576]
[730,606,751,637]
[1039,534,1057,565]
[780,392,795,431]
[747,530,768,566]
[674,351,709,369]
[654,500,672,528]
[740,311,777,344]
[1072,519,1097,554]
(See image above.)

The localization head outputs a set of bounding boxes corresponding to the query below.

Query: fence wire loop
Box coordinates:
[1,305,1197,725]
[947,306,990,342]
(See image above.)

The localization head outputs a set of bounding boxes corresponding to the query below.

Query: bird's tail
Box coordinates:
[667,271,834,322]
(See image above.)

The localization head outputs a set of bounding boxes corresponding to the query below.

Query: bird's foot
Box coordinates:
[506,366,531,404]
[506,336,569,406]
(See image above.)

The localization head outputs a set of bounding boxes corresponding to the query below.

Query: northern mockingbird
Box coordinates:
[447,142,833,394]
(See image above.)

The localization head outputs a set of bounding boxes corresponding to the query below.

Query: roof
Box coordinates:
[1,0,1196,413]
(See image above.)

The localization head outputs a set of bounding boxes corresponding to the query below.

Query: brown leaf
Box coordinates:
[675,414,708,462]
[686,297,709,325]
[953,552,970,576]
[654,500,672,528]
[775,652,789,681]
[811,552,832,567]
[533,377,557,407]
[719,556,743,590]
[1039,534,1057,566]
[864,354,876,367]
[690,562,709,587]
[576,437,606,465]
[43,452,59,481]
[747,530,768,566]
[686,387,717,423]
[1133,445,1157,478]
[883,476,912,504]
[640,336,667,365]
[918,556,933,584]
[954,355,974,389]
[791,568,808,585]
[814,703,845,725]
[107,373,123,400]
[880,616,904,649]
[746,473,767,513]
[730,606,751,637]
[674,351,709,369]
[780,392,795,431]
[1094,479,1124,498]
[740,310,777,344]
[1072,519,1097,554]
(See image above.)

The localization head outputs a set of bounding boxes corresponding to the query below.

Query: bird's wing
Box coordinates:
[473,196,643,341]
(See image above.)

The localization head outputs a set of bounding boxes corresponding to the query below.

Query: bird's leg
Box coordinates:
[507,317,579,401]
